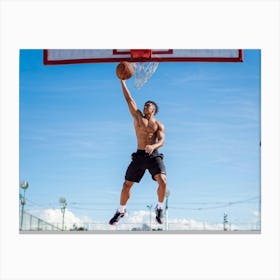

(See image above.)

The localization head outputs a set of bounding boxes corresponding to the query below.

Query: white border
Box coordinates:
[1,1,279,280]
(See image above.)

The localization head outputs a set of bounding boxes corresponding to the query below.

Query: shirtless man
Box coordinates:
[109,80,167,225]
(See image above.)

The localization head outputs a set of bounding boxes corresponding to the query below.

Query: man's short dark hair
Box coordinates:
[145,100,159,115]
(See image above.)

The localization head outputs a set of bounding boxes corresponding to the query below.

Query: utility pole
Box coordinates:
[59,197,67,231]
[223,213,229,231]
[165,190,170,231]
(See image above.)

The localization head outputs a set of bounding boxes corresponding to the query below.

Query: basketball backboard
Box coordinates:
[44,49,243,65]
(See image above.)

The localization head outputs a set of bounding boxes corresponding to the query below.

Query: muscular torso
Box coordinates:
[134,111,161,150]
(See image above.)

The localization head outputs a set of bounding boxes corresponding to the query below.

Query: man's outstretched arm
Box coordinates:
[120,80,141,118]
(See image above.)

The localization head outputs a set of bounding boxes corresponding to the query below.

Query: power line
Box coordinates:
[24,196,259,212]
[170,196,259,211]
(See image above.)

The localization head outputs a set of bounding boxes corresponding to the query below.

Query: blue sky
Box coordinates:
[19,49,261,230]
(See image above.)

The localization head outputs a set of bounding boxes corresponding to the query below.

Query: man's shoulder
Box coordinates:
[156,120,164,130]
[136,109,144,117]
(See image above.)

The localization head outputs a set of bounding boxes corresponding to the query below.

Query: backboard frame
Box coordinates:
[43,49,244,65]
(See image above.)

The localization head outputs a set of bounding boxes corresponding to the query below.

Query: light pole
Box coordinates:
[223,213,229,231]
[146,204,153,231]
[165,190,170,231]
[59,197,67,231]
[20,181,29,230]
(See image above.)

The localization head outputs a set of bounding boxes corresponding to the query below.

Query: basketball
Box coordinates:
[116,61,134,80]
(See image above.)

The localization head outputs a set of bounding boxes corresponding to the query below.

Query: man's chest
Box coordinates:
[134,119,158,133]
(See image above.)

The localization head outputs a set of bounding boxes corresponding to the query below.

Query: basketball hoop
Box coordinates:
[132,61,159,89]
[130,49,159,89]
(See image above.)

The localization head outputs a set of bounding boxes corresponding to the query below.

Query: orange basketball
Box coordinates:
[116,61,134,80]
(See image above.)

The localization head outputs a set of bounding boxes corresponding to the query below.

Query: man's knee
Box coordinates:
[154,173,167,185]
[122,180,134,190]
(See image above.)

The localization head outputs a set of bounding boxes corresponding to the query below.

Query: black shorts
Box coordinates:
[125,149,166,183]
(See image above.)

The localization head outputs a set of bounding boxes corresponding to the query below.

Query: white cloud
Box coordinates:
[29,208,93,230]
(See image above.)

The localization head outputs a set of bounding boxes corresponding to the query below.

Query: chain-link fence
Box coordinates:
[19,210,260,232]
[19,211,61,231]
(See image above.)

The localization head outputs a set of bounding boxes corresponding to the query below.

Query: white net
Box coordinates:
[132,61,159,89]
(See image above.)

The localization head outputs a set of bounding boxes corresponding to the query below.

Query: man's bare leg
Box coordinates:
[154,173,167,224]
[120,180,134,206]
[154,173,167,203]
[109,180,134,225]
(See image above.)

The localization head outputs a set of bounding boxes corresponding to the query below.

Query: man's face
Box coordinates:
[143,102,155,115]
